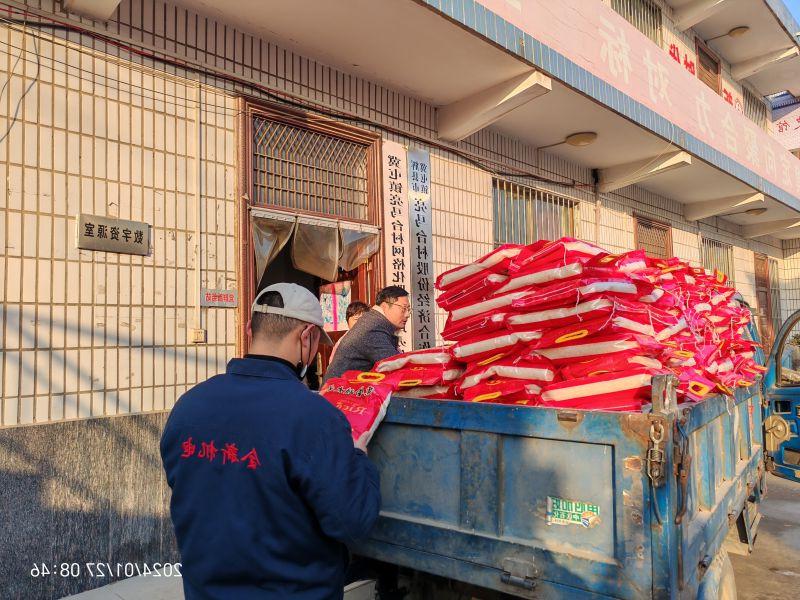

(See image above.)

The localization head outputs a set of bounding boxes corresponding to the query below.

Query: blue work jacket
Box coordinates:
[160,356,381,599]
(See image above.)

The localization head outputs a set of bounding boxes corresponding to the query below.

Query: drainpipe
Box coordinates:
[191,82,205,343]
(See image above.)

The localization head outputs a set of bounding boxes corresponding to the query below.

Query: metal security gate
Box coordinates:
[493,180,577,246]
[634,217,672,259]
[251,116,371,221]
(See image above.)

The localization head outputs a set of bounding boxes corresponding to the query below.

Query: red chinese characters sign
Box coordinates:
[200,288,238,308]
[480,0,800,198]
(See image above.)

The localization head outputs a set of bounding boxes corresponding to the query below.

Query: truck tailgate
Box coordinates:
[356,397,657,599]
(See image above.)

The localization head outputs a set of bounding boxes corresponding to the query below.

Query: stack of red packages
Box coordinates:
[428,237,764,412]
[371,347,464,399]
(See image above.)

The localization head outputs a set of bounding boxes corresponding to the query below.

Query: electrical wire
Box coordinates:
[0,23,40,146]
[0,7,585,189]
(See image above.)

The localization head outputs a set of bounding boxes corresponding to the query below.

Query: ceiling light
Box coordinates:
[707,26,750,42]
[564,132,598,147]
[745,207,767,216]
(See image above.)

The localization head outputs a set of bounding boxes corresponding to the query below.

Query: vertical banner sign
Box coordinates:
[382,140,412,351]
[407,149,434,350]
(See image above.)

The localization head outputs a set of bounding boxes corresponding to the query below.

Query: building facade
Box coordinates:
[2,0,800,596]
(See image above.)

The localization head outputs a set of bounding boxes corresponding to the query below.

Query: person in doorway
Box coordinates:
[324,286,410,381]
[160,282,381,599]
[329,301,370,363]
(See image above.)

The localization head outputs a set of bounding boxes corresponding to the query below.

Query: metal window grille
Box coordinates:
[701,237,735,283]
[769,257,782,335]
[635,217,672,259]
[252,116,370,220]
[742,86,768,131]
[493,180,576,247]
[611,0,662,45]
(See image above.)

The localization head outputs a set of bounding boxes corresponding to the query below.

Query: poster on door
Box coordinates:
[382,139,412,351]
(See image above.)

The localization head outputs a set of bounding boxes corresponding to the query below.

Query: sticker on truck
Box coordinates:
[546,496,601,528]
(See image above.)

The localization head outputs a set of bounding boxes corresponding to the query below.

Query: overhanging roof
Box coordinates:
[664,0,800,96]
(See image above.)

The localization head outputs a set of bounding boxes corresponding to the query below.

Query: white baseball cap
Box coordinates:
[251,283,333,345]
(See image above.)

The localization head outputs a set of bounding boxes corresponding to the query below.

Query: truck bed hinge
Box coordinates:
[500,558,537,591]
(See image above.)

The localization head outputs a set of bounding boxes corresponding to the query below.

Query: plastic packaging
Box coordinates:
[320,374,393,446]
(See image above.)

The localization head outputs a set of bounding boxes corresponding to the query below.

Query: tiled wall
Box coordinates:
[0,17,237,426]
[430,152,493,342]
[0,0,792,427]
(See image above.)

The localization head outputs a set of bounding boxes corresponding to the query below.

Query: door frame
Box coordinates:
[234,96,384,355]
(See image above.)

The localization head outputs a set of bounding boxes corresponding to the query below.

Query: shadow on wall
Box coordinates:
[6,311,227,424]
[0,412,179,599]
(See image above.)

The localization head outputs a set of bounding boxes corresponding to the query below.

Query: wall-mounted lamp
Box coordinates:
[707,26,750,43]
[538,131,598,151]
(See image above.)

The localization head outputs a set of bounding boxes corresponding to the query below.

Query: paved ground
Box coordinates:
[731,474,800,599]
[65,475,800,599]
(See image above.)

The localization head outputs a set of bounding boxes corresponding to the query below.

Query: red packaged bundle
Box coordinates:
[400,385,457,399]
[442,311,507,341]
[510,278,643,311]
[459,354,556,391]
[505,297,614,332]
[540,369,658,411]
[529,316,614,351]
[585,250,650,277]
[377,364,462,390]
[493,262,583,295]
[374,347,453,372]
[534,333,658,365]
[451,330,542,364]
[675,369,716,402]
[435,244,523,291]
[559,351,662,380]
[448,290,531,323]
[508,238,603,274]
[320,374,393,446]
[436,272,509,311]
[461,378,542,405]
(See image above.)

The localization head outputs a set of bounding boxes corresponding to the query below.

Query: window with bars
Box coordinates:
[611,0,662,45]
[251,116,371,221]
[493,180,576,246]
[634,217,672,259]
[701,237,735,283]
[743,86,768,131]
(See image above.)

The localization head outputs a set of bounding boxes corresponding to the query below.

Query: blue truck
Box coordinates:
[354,308,800,599]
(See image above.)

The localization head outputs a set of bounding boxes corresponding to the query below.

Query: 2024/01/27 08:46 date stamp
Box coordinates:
[31,562,182,578]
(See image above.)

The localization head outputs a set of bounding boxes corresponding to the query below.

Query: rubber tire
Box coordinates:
[717,549,737,600]
[698,548,737,600]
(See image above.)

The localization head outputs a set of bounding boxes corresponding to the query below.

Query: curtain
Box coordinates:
[292,218,341,281]
[251,213,296,284]
[339,226,380,272]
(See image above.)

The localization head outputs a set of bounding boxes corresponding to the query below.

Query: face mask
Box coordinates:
[295,326,313,379]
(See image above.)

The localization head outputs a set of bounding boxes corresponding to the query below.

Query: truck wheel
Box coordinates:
[698,548,737,600]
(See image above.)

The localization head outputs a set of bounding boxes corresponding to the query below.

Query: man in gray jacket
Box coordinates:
[324,286,410,381]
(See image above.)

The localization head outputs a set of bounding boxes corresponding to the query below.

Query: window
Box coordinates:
[769,257,782,340]
[611,0,662,45]
[743,86,768,131]
[251,111,375,221]
[634,217,672,259]
[696,40,720,93]
[493,180,576,246]
[700,237,734,283]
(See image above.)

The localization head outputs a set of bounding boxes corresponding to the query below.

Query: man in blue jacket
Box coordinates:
[161,283,381,599]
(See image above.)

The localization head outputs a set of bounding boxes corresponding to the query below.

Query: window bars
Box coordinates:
[493,180,577,247]
[701,237,735,283]
[251,116,370,221]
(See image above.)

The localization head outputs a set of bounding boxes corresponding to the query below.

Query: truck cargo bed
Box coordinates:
[355,380,764,599]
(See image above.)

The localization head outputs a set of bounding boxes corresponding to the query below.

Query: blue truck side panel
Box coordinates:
[355,383,764,599]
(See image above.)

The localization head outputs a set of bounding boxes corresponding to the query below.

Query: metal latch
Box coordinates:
[501,558,537,591]
[647,421,667,487]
